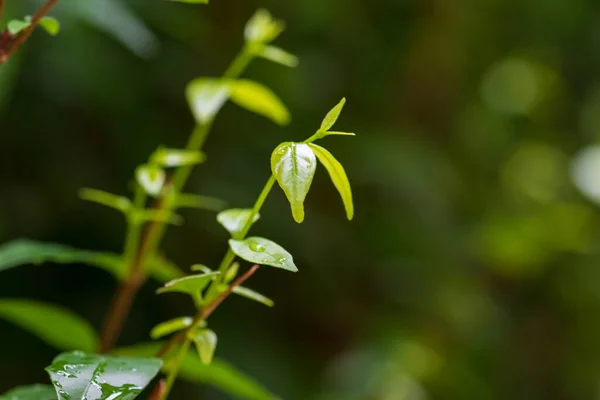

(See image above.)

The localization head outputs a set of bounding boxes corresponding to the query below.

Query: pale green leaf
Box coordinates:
[258,45,298,68]
[232,286,274,307]
[175,194,227,211]
[79,188,131,213]
[229,237,297,272]
[271,142,316,222]
[230,80,290,125]
[46,352,161,400]
[320,98,346,131]
[151,147,206,167]
[0,240,126,280]
[217,209,260,238]
[244,9,284,44]
[308,144,354,220]
[112,343,278,400]
[191,328,218,365]
[135,164,165,197]
[157,272,220,305]
[0,385,56,400]
[0,299,98,352]
[39,17,60,36]
[322,131,356,137]
[150,316,193,339]
[186,78,231,124]
[7,19,30,35]
[191,264,213,274]
[224,262,239,283]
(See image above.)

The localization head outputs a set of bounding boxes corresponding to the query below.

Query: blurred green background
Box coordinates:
[4,0,600,398]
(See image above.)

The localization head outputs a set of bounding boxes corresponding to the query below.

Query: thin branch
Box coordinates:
[148,379,166,400]
[1,0,59,63]
[156,264,261,358]
[0,0,6,27]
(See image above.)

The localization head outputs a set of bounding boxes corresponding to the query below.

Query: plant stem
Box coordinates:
[98,48,255,352]
[0,0,5,26]
[156,264,260,359]
[215,176,276,277]
[1,0,59,63]
[161,340,191,400]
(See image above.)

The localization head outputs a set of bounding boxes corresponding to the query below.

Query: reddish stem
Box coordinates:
[156,264,261,358]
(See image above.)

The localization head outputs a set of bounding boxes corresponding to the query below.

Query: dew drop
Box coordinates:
[248,241,265,252]
[277,148,286,155]
[58,390,71,400]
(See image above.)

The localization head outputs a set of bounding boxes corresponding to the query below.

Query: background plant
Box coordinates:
[0,2,355,400]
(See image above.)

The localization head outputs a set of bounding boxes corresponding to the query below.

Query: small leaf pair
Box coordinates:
[7,16,60,36]
[271,99,355,223]
[186,78,290,126]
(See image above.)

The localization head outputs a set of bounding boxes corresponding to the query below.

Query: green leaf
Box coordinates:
[308,144,354,220]
[0,299,98,352]
[39,17,60,36]
[133,209,183,226]
[46,352,162,400]
[232,286,274,307]
[217,209,260,238]
[230,80,290,125]
[175,193,227,211]
[0,240,126,280]
[271,142,316,222]
[229,237,297,272]
[320,98,346,131]
[244,9,284,44]
[258,45,298,68]
[151,147,206,168]
[165,0,209,3]
[79,188,131,213]
[322,131,356,137]
[112,343,278,400]
[186,78,231,124]
[191,328,217,365]
[157,272,220,305]
[0,385,56,400]
[135,164,165,197]
[7,19,30,35]
[224,262,239,283]
[190,264,213,274]
[150,316,193,340]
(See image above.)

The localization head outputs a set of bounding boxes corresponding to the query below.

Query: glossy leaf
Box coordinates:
[39,17,61,36]
[150,316,193,340]
[271,142,317,222]
[217,209,260,238]
[0,299,98,352]
[229,237,297,272]
[0,240,126,280]
[186,78,231,124]
[46,351,161,400]
[244,9,284,44]
[230,80,290,125]
[308,144,354,220]
[320,98,346,131]
[135,164,165,197]
[191,328,218,365]
[0,385,56,400]
[258,45,298,68]
[151,147,206,168]
[175,194,227,211]
[79,188,131,213]
[232,286,274,307]
[113,343,277,400]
